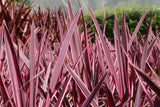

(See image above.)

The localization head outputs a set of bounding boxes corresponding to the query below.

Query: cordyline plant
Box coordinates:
[0,0,160,107]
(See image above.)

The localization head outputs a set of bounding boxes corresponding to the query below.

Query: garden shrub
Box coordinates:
[84,5,160,40]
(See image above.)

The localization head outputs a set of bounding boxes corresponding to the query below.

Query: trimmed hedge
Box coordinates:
[84,5,160,40]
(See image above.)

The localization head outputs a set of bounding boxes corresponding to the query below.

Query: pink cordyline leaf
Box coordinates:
[34,28,40,51]
[42,10,49,26]
[91,54,95,89]
[128,10,148,51]
[122,97,133,107]
[0,47,11,106]
[147,62,160,81]
[146,36,158,60]
[128,61,160,95]
[49,8,82,92]
[29,21,36,107]
[55,0,64,42]
[88,6,121,100]
[3,21,25,107]
[126,24,132,42]
[0,26,1,36]
[121,35,160,105]
[60,48,86,106]
[0,74,14,107]
[135,71,154,106]
[38,31,48,71]
[13,43,30,67]
[102,11,107,35]
[65,64,99,107]
[121,12,130,98]
[0,47,5,72]
[68,0,82,52]
[96,38,115,107]
[114,13,130,102]
[65,47,97,106]
[80,2,91,71]
[135,13,154,107]
[155,37,160,51]
[121,39,159,107]
[121,41,159,107]
[114,14,126,101]
[14,44,44,71]
[68,0,83,76]
[13,27,40,69]
[79,1,92,90]
[87,24,95,34]
[72,47,87,69]
[40,31,47,53]
[81,72,107,107]
[67,0,74,20]
[39,62,52,106]
[43,61,52,92]
[55,75,72,107]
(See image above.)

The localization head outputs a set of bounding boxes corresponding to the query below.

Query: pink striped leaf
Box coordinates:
[49,8,82,92]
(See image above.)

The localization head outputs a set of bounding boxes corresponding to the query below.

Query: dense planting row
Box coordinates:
[0,0,160,107]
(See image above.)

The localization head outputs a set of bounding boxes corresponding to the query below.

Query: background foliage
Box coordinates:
[84,5,160,41]
[12,0,31,5]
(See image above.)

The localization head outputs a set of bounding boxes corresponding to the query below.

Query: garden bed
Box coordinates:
[0,1,160,107]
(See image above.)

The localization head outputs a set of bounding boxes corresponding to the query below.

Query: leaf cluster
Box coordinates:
[0,1,160,107]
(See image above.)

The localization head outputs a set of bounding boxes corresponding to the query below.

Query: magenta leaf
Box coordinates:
[88,6,121,100]
[29,21,36,107]
[128,10,148,51]
[65,64,99,107]
[49,8,82,92]
[82,72,107,107]
[135,13,154,107]
[3,21,25,107]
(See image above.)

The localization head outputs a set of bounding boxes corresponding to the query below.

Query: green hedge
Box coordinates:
[84,5,160,40]
[12,0,31,5]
